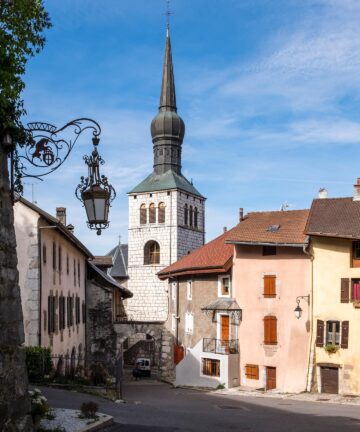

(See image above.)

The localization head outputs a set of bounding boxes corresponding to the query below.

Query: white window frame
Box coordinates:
[218,275,231,298]
[172,282,176,302]
[185,312,194,334]
[187,280,193,300]
[200,356,221,379]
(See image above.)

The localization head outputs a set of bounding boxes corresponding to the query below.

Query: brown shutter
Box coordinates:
[264,317,270,344]
[341,278,350,303]
[264,276,276,298]
[341,321,349,349]
[316,320,324,347]
[270,317,277,344]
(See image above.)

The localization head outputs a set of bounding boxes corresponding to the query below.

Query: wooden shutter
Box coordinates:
[316,320,324,347]
[48,296,52,334]
[341,321,349,349]
[341,278,350,303]
[264,316,277,345]
[264,276,276,298]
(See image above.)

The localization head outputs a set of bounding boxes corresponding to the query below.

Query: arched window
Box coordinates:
[144,241,160,265]
[194,207,199,228]
[158,202,165,224]
[184,204,188,225]
[140,204,147,225]
[149,203,156,224]
[189,205,193,226]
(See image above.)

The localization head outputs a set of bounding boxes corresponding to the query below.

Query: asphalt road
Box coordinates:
[39,383,360,432]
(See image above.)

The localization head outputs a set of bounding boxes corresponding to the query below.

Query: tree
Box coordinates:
[0,2,51,430]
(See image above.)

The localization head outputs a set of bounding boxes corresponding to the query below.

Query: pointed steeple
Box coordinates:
[159,29,177,112]
[151,30,185,175]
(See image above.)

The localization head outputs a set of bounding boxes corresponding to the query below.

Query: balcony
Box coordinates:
[203,338,239,355]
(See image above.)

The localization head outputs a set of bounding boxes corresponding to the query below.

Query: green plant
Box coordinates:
[324,344,339,354]
[29,388,49,426]
[80,401,98,419]
[216,383,226,390]
[26,347,53,382]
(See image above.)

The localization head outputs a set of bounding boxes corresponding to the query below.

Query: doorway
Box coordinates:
[266,367,276,390]
[320,366,339,394]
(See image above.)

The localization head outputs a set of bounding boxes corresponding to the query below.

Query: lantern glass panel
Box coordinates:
[94,198,107,222]
[84,197,96,223]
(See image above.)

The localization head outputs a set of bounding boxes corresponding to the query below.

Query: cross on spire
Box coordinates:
[164,0,173,32]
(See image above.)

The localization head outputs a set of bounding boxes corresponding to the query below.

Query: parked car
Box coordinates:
[132,357,151,378]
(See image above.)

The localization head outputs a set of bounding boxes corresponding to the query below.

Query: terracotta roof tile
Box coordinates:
[158,228,236,278]
[226,209,310,245]
[305,197,360,239]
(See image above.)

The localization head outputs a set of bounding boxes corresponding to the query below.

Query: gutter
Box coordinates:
[225,240,306,247]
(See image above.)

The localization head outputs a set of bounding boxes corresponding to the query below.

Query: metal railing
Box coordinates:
[202,338,239,355]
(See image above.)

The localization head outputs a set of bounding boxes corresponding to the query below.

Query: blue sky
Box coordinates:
[21,0,360,254]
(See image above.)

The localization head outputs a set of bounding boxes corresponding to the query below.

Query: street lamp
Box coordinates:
[8,118,116,234]
[294,295,310,319]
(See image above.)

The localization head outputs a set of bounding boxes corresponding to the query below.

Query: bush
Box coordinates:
[26,347,53,382]
[324,344,339,354]
[80,401,98,419]
[29,388,49,424]
[89,363,109,386]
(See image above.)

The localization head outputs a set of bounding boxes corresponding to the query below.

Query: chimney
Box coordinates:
[56,207,66,225]
[223,227,227,233]
[354,179,360,201]
[67,224,74,234]
[239,208,244,222]
[318,188,328,199]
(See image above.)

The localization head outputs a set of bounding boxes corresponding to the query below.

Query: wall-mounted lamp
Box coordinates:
[294,295,310,319]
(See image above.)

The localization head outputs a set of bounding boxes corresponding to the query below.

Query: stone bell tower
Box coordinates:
[125,29,206,323]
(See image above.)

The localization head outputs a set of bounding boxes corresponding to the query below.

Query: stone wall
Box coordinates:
[0,146,32,431]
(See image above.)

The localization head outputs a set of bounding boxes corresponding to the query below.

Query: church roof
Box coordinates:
[129,169,204,197]
[106,243,128,279]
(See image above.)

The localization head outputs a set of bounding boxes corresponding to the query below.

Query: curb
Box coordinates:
[78,414,113,432]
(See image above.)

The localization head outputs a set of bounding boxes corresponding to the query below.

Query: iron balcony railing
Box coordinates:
[203,338,239,355]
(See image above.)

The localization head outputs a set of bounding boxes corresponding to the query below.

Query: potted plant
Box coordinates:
[353,300,360,309]
[324,344,339,354]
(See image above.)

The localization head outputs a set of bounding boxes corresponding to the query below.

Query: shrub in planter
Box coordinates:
[26,347,53,382]
[80,401,98,419]
[29,388,49,428]
[324,344,339,354]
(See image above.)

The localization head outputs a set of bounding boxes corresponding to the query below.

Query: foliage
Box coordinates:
[89,363,109,386]
[0,0,51,142]
[79,401,98,419]
[29,388,49,423]
[26,346,53,382]
[216,383,226,390]
[324,344,339,354]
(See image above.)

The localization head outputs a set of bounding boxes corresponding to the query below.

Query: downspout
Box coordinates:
[303,236,314,392]
[38,222,42,347]
[176,277,179,345]
[169,191,173,264]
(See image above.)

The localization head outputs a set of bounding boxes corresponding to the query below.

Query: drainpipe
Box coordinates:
[303,236,315,392]
[38,223,42,347]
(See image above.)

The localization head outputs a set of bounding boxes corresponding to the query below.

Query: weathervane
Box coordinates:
[164,0,173,30]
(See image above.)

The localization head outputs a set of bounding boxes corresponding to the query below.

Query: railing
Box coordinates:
[203,338,239,355]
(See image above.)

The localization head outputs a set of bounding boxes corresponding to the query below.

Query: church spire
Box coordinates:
[151,30,185,175]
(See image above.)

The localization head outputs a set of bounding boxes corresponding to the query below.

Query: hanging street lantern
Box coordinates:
[76,136,116,235]
[294,295,310,319]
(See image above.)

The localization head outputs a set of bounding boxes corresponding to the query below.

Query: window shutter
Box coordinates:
[316,320,324,347]
[341,278,350,303]
[48,296,51,334]
[264,276,276,297]
[271,317,277,344]
[341,321,349,349]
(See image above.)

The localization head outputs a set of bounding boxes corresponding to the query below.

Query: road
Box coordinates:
[40,382,360,432]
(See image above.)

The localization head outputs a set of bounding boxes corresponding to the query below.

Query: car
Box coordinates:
[133,357,151,378]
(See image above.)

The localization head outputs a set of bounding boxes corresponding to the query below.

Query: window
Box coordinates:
[52,242,56,270]
[48,295,55,334]
[194,207,198,228]
[202,358,220,377]
[43,244,47,264]
[158,202,165,224]
[171,314,176,331]
[185,312,194,334]
[245,364,259,380]
[78,260,80,286]
[353,241,360,259]
[263,246,277,256]
[187,280,192,300]
[263,275,276,298]
[66,255,69,275]
[82,301,86,324]
[189,205,193,226]
[144,240,160,265]
[73,259,76,286]
[264,316,277,345]
[67,295,74,327]
[352,278,360,301]
[184,204,188,225]
[59,296,65,330]
[326,321,340,346]
[219,276,230,296]
[140,204,147,225]
[171,282,176,301]
[75,296,80,324]
[149,203,156,223]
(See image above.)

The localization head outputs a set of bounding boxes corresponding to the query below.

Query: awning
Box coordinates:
[201,298,241,323]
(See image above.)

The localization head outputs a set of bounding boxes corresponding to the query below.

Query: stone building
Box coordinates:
[122,29,206,369]
[158,227,241,388]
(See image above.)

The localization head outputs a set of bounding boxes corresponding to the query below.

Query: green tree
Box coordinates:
[0,2,51,431]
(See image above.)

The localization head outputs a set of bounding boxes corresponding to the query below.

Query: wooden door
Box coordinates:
[220,315,230,341]
[321,367,339,394]
[266,367,276,390]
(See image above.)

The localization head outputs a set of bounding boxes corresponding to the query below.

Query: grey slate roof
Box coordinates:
[201,298,241,312]
[107,243,128,279]
[129,170,204,197]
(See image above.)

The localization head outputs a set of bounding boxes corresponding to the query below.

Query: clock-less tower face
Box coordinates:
[125,31,205,323]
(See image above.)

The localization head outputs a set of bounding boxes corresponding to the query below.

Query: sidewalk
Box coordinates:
[214,386,360,405]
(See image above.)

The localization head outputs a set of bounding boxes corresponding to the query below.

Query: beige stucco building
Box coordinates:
[227,210,312,393]
[306,189,360,394]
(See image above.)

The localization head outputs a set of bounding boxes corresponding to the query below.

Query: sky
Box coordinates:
[21,0,360,254]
